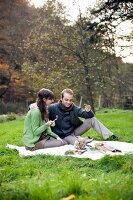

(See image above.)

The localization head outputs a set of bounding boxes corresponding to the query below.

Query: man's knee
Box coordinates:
[74,117,96,136]
[84,117,95,122]
[84,117,96,126]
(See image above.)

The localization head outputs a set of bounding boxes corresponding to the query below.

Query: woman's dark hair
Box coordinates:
[37,88,54,120]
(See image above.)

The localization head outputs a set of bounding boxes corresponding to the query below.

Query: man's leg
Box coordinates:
[74,117,113,139]
[63,134,77,145]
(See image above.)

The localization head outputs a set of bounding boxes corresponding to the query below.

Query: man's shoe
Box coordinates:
[85,136,94,143]
[106,134,119,141]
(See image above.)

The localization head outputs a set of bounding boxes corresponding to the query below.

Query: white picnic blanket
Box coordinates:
[6,141,133,160]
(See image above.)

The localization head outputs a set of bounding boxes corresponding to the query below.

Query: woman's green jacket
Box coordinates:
[23,108,58,147]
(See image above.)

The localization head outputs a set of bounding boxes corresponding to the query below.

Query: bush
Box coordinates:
[0,101,27,114]
[6,113,16,121]
[0,115,7,122]
[0,113,16,123]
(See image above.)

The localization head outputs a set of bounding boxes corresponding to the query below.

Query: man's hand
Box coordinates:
[84,104,91,112]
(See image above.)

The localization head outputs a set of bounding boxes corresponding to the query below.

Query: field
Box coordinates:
[0,109,133,200]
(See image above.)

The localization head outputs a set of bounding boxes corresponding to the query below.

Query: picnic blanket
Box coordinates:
[6,141,133,160]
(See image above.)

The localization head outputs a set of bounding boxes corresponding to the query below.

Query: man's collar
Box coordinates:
[58,100,74,111]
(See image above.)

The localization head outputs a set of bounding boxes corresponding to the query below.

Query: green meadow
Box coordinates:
[0,109,133,200]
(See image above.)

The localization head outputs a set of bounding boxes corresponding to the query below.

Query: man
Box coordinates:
[48,88,118,145]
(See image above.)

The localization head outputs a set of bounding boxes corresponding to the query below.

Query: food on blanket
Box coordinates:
[65,150,75,155]
[74,136,87,150]
[104,144,122,152]
[95,143,122,153]
[65,149,87,155]
[74,149,87,154]
[95,143,108,153]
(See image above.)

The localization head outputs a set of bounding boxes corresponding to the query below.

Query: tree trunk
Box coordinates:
[84,65,95,112]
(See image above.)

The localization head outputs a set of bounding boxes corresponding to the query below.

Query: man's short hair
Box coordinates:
[61,88,73,98]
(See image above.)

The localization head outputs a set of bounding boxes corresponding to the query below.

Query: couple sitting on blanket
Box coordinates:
[23,88,118,151]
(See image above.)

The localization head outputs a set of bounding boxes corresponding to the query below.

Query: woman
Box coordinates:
[23,88,67,151]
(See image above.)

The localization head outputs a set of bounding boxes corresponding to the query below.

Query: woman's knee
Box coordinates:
[35,140,45,149]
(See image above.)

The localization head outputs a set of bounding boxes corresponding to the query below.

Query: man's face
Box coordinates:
[61,92,73,108]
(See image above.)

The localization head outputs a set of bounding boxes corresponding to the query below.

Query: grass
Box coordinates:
[0,109,133,200]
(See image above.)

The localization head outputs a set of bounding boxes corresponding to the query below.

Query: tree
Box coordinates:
[86,0,133,57]
[23,0,72,98]
[84,0,133,106]
[0,0,36,101]
[22,0,132,110]
[53,13,122,109]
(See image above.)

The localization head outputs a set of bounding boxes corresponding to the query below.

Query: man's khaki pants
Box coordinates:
[64,117,113,145]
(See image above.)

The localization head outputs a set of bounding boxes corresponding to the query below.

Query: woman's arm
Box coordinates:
[46,126,58,138]
[31,109,49,136]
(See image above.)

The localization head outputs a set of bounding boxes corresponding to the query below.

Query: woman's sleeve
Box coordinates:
[31,109,49,136]
[46,126,58,138]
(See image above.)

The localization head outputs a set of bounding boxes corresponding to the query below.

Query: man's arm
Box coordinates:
[74,105,94,118]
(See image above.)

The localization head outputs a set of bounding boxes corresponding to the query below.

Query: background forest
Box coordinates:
[0,0,133,114]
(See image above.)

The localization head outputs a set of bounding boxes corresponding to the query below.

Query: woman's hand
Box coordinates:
[47,120,55,127]
[57,136,64,144]
[84,104,91,112]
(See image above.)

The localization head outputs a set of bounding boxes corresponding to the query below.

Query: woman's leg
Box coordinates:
[35,137,67,149]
